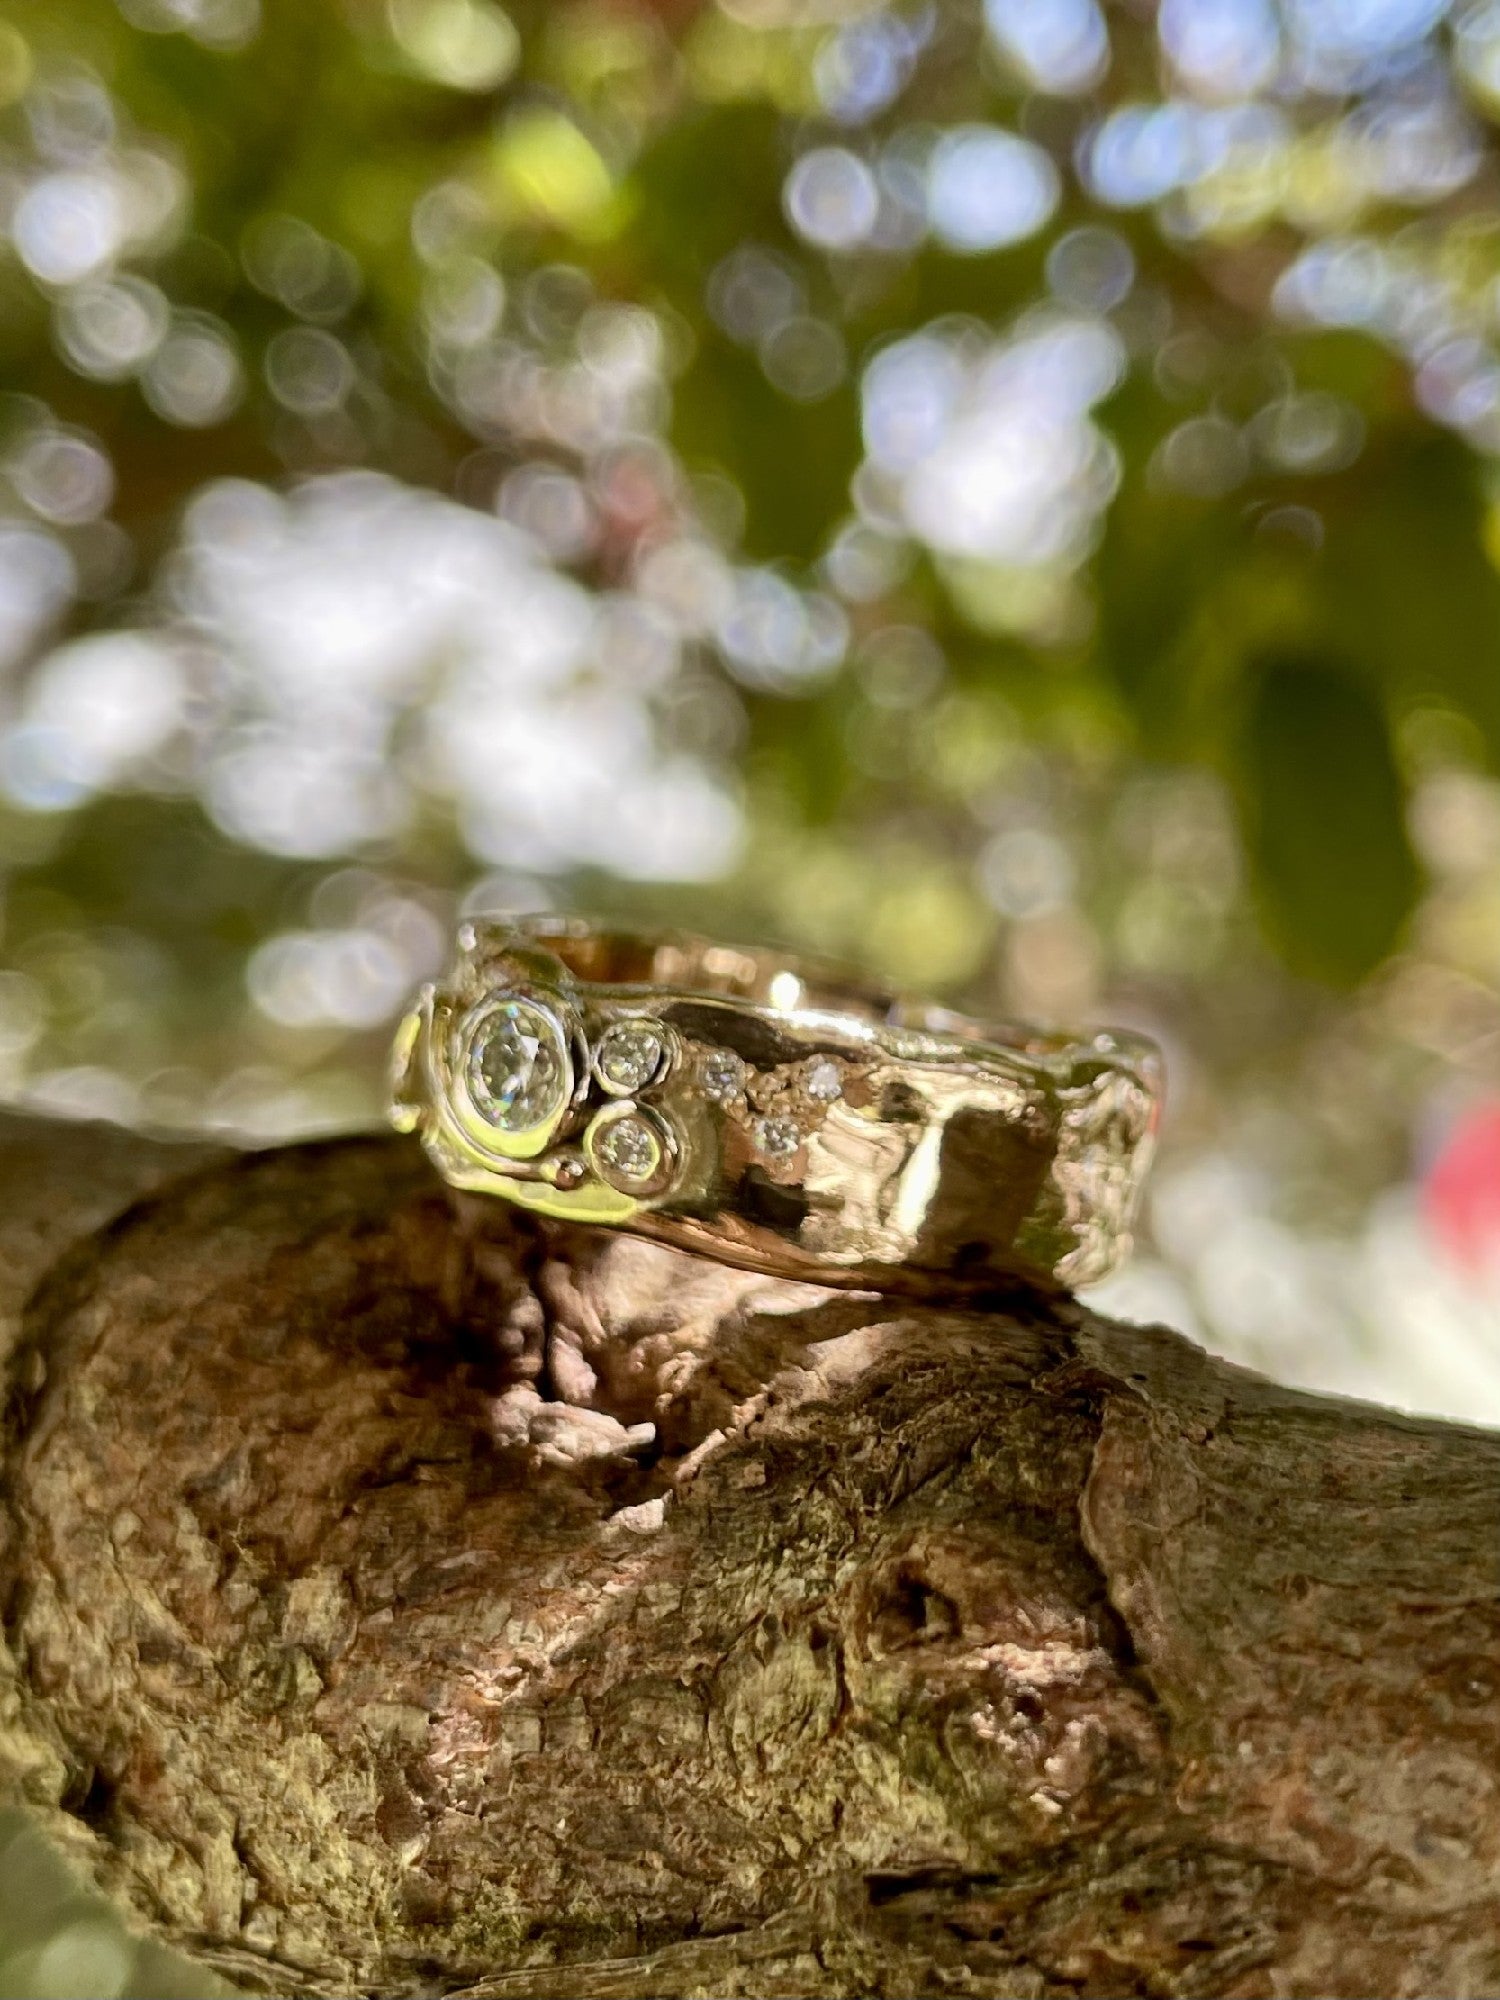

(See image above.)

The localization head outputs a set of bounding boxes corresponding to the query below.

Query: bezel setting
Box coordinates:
[455,992,574,1160]
[592,1016,672,1098]
[584,1100,679,1197]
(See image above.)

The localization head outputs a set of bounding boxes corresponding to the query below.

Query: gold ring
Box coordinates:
[389,915,1163,1295]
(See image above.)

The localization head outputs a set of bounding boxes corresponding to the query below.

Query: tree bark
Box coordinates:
[0,1112,1497,1999]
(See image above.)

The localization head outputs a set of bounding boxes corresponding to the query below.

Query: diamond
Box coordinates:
[467,998,569,1133]
[593,1112,662,1186]
[595,1019,667,1096]
[755,1114,801,1160]
[806,1059,843,1102]
[700,1048,747,1104]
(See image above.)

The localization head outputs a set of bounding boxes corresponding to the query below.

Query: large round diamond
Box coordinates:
[466,998,569,1133]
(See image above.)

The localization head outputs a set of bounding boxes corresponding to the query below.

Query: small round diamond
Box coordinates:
[591,1111,663,1187]
[466,998,570,1133]
[700,1048,747,1103]
[755,1114,801,1160]
[806,1059,843,1102]
[595,1019,668,1096]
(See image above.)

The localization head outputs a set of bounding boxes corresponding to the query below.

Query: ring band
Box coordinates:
[390,915,1162,1295]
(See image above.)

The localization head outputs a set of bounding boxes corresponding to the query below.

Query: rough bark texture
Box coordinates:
[0,1111,1498,1999]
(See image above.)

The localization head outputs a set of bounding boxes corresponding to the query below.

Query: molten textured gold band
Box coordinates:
[390,915,1163,1295]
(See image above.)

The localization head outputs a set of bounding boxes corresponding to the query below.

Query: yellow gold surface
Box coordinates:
[390,915,1163,1294]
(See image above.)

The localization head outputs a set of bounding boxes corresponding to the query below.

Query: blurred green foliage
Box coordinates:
[1238,651,1419,983]
[1,0,1500,1162]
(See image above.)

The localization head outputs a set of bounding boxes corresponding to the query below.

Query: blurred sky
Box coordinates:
[5,0,1500,1422]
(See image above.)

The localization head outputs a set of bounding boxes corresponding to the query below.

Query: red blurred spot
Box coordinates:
[1424,1101,1500,1270]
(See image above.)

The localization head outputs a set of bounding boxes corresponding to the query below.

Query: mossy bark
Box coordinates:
[0,1114,1497,1998]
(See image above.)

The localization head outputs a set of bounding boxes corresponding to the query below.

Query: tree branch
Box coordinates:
[0,1115,1496,1998]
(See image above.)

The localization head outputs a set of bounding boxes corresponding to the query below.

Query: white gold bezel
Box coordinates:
[583,1100,680,1199]
[591,1015,674,1099]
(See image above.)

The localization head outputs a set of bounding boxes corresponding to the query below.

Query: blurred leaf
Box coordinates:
[491,106,626,240]
[1319,432,1500,761]
[1236,654,1421,985]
